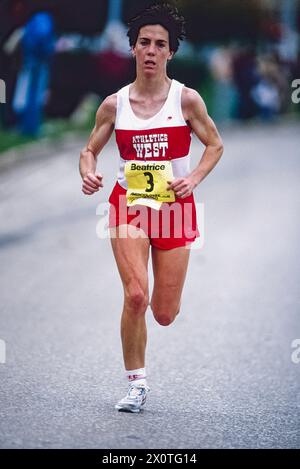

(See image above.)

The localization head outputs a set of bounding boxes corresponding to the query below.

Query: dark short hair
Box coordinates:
[127,3,186,54]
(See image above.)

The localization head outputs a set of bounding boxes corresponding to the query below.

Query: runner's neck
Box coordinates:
[132,75,172,100]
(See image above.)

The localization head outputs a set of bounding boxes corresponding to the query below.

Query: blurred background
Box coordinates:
[0,0,299,151]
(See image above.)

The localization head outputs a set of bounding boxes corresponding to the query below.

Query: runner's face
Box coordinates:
[133,24,173,75]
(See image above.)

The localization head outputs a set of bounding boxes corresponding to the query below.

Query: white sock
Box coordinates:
[126,368,147,386]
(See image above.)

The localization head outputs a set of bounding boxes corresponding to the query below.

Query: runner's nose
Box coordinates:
[147,42,156,55]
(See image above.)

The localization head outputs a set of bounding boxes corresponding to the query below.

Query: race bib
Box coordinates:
[125,161,175,210]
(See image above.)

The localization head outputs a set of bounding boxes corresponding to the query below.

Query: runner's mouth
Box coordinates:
[145,61,156,66]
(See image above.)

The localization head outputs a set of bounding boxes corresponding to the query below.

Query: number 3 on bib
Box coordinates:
[144,172,154,192]
[125,161,175,209]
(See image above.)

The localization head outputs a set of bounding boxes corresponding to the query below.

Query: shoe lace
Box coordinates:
[128,383,149,398]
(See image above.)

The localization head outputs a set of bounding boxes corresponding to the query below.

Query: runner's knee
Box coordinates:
[153,313,175,326]
[150,303,177,326]
[125,282,148,315]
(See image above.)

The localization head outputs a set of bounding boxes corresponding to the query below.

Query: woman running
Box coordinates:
[79,3,223,413]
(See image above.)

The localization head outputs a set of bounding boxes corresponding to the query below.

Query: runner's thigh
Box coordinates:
[110,225,150,299]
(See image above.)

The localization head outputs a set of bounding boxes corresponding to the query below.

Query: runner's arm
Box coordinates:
[79,94,116,195]
[168,88,223,198]
[183,88,223,187]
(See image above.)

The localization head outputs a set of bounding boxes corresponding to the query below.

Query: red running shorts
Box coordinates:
[108,182,200,250]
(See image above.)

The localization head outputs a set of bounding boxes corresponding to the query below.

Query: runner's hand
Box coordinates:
[167,177,196,199]
[82,172,103,195]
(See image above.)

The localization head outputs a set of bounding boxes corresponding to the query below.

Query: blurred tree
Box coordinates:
[52,0,108,34]
[122,0,159,23]
[0,0,109,40]
[179,0,264,43]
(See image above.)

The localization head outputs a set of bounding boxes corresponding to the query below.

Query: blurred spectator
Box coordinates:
[251,53,290,120]
[251,76,280,120]
[13,12,55,136]
[209,45,238,122]
[232,46,259,120]
[0,0,29,128]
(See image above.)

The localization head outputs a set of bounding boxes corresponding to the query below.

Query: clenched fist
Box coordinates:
[82,172,103,195]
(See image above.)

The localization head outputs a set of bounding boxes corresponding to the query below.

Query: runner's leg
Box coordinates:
[110,225,150,370]
[150,245,191,326]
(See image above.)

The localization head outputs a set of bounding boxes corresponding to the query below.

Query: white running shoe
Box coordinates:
[115,383,150,413]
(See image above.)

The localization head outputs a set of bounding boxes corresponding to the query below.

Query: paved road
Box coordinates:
[0,122,299,449]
